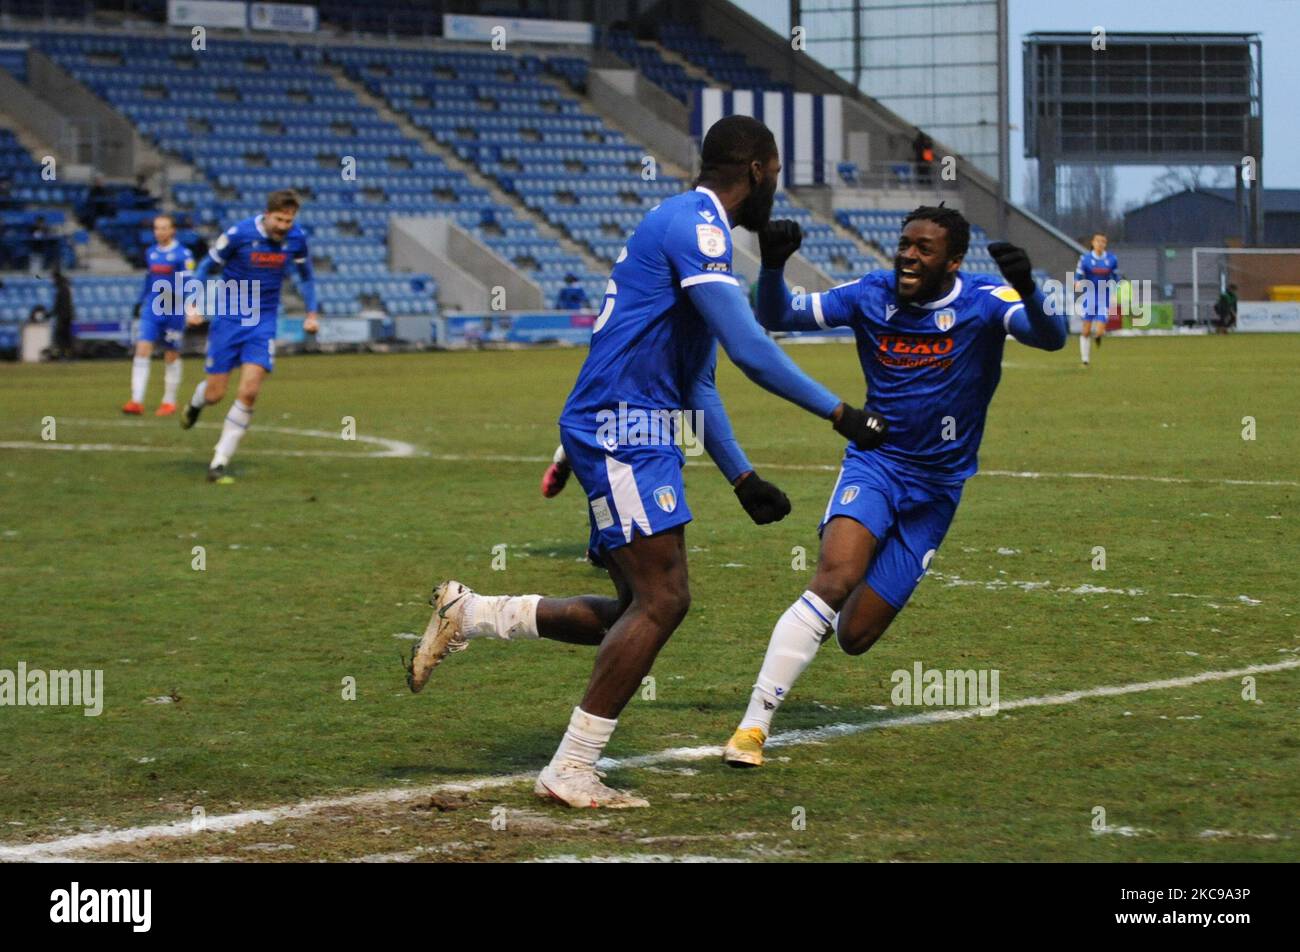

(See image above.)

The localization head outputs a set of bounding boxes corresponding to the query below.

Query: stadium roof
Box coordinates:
[1025,32,1260,43]
[1125,188,1300,216]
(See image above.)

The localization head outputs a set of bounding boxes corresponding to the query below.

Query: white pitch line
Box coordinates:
[0,440,420,461]
[979,468,1300,489]
[1,419,421,460]
[1,657,1296,863]
[3,424,1294,487]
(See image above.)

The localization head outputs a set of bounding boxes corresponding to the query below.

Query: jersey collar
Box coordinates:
[157,240,177,252]
[254,215,269,239]
[916,275,963,310]
[694,186,730,229]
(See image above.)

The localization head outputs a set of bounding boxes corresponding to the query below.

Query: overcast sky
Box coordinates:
[1007,0,1299,208]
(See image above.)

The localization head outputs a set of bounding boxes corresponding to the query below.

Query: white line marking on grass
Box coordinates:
[0,419,420,460]
[2,658,1296,863]
[928,572,1260,604]
[530,853,750,863]
[412,454,1300,489]
[978,469,1300,488]
[4,428,1293,487]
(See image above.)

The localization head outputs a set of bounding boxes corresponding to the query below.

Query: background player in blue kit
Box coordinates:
[1075,232,1120,366]
[180,190,319,483]
[722,206,1068,767]
[406,116,887,808]
[122,214,193,417]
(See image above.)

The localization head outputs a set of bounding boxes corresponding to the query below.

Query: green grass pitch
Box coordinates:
[0,334,1296,862]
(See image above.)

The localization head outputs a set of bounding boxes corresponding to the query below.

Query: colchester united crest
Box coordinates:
[654,485,678,513]
[840,485,860,505]
[934,309,956,332]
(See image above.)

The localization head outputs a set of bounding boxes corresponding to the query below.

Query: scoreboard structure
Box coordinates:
[1024,32,1263,243]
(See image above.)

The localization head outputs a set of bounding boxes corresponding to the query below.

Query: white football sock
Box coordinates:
[162,359,182,404]
[1080,332,1091,363]
[553,444,567,467]
[460,593,541,640]
[738,590,837,734]
[130,356,150,403]
[189,378,208,409]
[211,400,252,468]
[550,706,617,769]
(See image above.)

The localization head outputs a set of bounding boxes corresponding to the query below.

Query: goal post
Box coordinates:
[1191,248,1300,331]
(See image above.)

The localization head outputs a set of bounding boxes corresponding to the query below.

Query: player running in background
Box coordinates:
[721,206,1067,767]
[407,116,886,808]
[122,214,193,417]
[1074,232,1120,366]
[180,190,319,483]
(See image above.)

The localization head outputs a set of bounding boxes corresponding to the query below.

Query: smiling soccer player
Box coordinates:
[722,206,1068,767]
[407,117,886,809]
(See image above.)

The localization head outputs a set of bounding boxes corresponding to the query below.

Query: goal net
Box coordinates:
[1191,248,1300,331]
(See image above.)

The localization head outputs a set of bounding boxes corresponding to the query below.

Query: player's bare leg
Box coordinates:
[726,516,886,766]
[406,555,632,695]
[833,582,900,655]
[123,339,153,414]
[536,526,688,807]
[205,363,264,482]
[410,530,686,806]
[535,557,631,645]
[415,531,682,696]
[181,370,226,429]
[574,527,688,718]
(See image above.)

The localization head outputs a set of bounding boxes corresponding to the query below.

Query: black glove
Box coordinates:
[988,241,1036,299]
[832,404,888,451]
[734,471,791,525]
[759,219,802,270]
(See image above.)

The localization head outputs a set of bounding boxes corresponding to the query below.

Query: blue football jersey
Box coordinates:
[811,271,1026,482]
[141,241,195,318]
[1075,251,1121,316]
[204,215,310,328]
[558,187,738,433]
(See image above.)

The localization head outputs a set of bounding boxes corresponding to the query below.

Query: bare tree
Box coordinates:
[1147,166,1232,201]
[1052,165,1122,240]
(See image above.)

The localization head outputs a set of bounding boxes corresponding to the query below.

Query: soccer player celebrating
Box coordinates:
[122,214,193,416]
[721,206,1067,767]
[407,116,886,808]
[180,190,318,482]
[1074,231,1120,366]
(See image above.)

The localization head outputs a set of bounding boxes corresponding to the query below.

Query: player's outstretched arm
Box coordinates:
[754,220,821,332]
[756,267,824,332]
[685,348,791,524]
[989,241,1067,351]
[686,280,887,450]
[684,345,751,483]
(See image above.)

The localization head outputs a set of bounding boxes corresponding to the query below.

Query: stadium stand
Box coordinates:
[602,26,706,106]
[0,13,1028,356]
[656,24,786,92]
[329,43,644,300]
[6,30,440,320]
